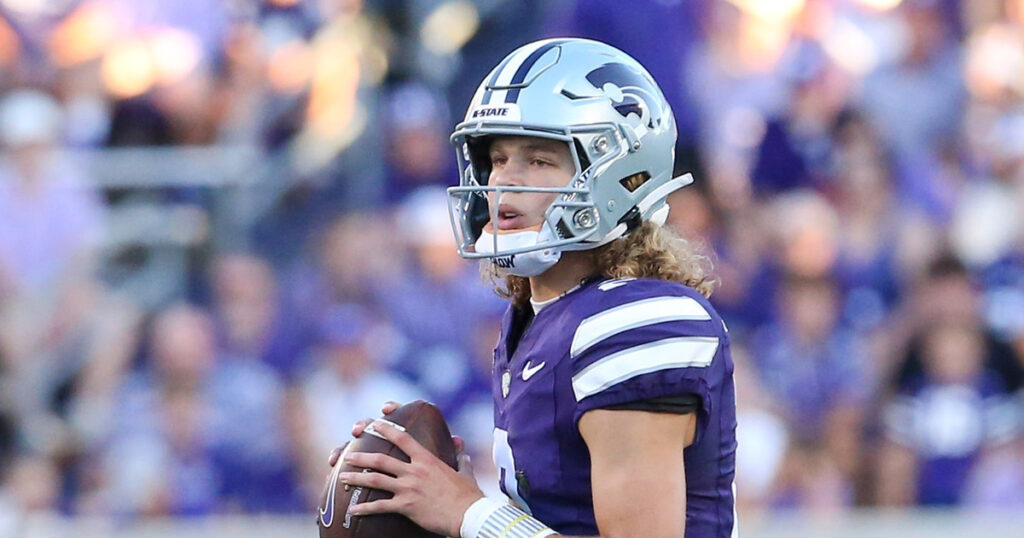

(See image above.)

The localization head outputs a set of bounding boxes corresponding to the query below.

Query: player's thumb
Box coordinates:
[457,453,474,478]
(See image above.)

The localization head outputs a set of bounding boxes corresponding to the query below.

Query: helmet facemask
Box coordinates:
[447,122,633,265]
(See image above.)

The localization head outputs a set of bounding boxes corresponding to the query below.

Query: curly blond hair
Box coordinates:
[482,222,718,309]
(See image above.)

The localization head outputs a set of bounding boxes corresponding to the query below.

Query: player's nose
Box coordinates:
[490,159,525,187]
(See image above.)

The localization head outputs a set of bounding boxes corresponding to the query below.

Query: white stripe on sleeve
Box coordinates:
[570,296,711,357]
[572,336,719,401]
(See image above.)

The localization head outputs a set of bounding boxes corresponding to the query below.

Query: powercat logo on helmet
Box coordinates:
[469,104,522,122]
[585,62,662,129]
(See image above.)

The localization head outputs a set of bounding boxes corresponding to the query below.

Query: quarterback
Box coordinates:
[336,38,737,538]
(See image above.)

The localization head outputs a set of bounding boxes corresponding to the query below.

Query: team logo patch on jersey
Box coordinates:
[469,103,521,122]
[501,370,512,398]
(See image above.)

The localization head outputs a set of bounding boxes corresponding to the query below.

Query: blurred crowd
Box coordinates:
[1,0,1024,528]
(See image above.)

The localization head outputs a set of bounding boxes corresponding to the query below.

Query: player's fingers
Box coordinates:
[381,401,401,414]
[457,453,474,477]
[328,441,350,466]
[371,420,430,459]
[339,470,399,493]
[452,435,465,455]
[352,418,373,437]
[347,497,400,516]
[344,451,407,476]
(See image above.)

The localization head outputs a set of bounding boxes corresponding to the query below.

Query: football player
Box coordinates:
[334,38,738,538]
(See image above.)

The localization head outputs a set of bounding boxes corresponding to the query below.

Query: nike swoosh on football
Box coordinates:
[319,459,344,527]
[522,361,546,381]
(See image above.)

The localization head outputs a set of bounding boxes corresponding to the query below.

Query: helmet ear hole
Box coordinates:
[619,171,651,192]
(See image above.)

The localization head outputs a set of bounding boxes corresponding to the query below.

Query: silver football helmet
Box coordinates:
[447,38,692,270]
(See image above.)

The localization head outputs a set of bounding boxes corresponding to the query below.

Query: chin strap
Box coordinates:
[474,228,562,277]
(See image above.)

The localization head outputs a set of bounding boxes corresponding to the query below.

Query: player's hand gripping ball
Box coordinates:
[317,401,458,538]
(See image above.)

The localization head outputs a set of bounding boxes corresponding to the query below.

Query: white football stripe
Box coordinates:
[571,296,711,357]
[572,336,719,401]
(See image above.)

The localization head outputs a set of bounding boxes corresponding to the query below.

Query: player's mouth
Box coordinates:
[495,204,529,231]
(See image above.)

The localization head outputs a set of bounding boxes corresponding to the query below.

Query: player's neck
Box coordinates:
[529,251,596,303]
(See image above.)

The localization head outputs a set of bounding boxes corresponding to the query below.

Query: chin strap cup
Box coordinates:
[475,228,563,277]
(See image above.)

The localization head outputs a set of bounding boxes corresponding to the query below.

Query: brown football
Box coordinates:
[317,400,458,538]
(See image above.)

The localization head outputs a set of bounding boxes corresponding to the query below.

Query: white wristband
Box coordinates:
[459,497,556,538]
[460,497,504,538]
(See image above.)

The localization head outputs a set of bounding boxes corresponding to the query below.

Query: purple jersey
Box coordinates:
[491,277,737,537]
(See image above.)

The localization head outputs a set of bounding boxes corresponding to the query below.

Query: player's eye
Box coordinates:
[491,155,507,166]
[531,158,551,167]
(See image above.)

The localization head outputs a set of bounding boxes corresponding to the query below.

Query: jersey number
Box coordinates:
[492,428,531,513]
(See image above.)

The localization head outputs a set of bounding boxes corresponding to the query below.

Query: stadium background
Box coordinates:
[1,0,1023,536]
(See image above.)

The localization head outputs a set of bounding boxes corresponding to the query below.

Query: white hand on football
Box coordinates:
[327,401,468,470]
[338,419,483,537]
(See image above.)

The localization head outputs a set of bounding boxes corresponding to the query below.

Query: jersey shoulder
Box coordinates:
[562,277,729,411]
[573,276,714,304]
[563,277,726,359]
[567,277,723,328]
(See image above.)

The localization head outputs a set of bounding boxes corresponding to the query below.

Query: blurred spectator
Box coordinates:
[684,0,790,174]
[208,351,303,513]
[876,253,1024,508]
[282,211,402,332]
[210,254,315,381]
[0,89,117,485]
[380,82,458,201]
[0,89,103,295]
[860,0,965,162]
[830,111,904,319]
[877,318,1019,506]
[751,42,851,195]
[97,306,220,517]
[98,305,301,515]
[888,255,1024,395]
[771,189,841,279]
[751,274,871,508]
